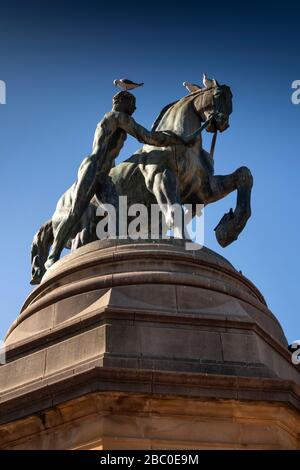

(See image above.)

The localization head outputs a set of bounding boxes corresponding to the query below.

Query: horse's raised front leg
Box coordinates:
[208,166,253,247]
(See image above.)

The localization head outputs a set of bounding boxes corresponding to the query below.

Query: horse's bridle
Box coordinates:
[191,85,229,158]
[210,130,218,159]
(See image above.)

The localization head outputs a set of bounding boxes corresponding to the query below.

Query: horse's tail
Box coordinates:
[30,219,54,285]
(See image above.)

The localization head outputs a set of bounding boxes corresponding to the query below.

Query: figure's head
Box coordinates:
[112,91,136,115]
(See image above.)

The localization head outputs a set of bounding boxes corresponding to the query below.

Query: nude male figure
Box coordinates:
[45,91,195,270]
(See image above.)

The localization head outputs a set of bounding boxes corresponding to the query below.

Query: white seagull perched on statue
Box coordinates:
[203,73,215,88]
[182,81,202,93]
[113,78,144,91]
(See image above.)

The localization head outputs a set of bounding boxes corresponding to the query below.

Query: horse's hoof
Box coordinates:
[30,266,42,285]
[30,277,41,286]
[215,225,238,247]
[214,211,238,247]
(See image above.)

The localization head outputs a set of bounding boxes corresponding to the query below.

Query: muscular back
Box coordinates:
[91,112,128,174]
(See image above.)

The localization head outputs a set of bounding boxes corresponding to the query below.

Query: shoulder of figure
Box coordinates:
[113,111,134,124]
[95,111,117,129]
[101,111,116,122]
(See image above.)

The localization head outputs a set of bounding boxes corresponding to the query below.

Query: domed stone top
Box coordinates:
[4,238,297,385]
[24,238,266,312]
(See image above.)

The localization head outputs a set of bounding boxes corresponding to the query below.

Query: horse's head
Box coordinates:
[193,82,233,133]
[152,81,233,136]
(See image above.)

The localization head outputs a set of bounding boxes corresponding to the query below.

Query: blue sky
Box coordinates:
[0,0,299,343]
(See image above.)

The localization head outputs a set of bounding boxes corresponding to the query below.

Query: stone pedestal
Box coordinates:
[1,239,300,449]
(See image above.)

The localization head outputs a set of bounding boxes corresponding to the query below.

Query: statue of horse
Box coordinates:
[30,82,253,285]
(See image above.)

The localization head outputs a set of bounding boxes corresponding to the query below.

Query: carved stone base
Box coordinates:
[1,240,300,449]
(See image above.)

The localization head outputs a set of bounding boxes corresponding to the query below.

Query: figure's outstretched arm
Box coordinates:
[117,113,191,147]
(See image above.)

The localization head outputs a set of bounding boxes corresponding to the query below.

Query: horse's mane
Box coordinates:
[151,100,179,130]
[151,91,202,130]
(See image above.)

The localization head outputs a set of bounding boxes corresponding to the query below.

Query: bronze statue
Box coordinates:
[31,91,196,284]
[31,79,253,285]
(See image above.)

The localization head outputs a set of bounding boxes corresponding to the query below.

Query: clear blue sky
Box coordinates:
[0,0,299,343]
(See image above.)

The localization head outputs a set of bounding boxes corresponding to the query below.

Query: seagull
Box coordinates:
[203,73,215,88]
[183,81,202,93]
[113,79,144,91]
